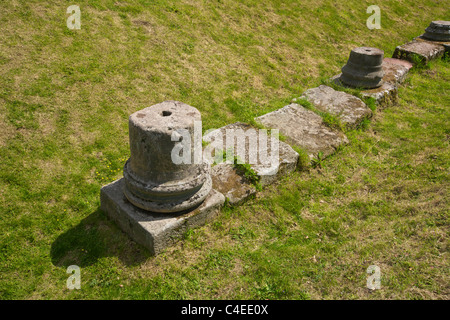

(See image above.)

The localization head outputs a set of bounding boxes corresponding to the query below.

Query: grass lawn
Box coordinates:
[0,0,449,299]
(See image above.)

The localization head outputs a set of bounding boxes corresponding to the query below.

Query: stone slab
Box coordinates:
[382,58,413,83]
[414,35,450,53]
[211,163,256,205]
[203,122,299,186]
[392,40,445,64]
[255,104,348,160]
[100,178,225,255]
[293,85,372,129]
[383,57,414,70]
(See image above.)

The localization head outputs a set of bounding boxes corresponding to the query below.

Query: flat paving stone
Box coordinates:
[382,58,413,84]
[211,163,256,205]
[294,85,372,129]
[255,104,348,160]
[414,35,450,53]
[203,122,299,186]
[393,40,445,64]
[100,178,225,255]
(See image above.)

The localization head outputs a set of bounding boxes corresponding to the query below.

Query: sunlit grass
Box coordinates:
[0,0,449,299]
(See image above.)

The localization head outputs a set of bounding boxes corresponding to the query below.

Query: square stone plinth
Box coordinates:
[294,85,372,129]
[100,178,225,255]
[393,40,445,64]
[211,163,257,205]
[203,122,299,187]
[255,104,348,160]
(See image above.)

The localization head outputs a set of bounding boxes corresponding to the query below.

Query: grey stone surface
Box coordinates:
[415,35,450,54]
[255,104,348,160]
[100,178,225,255]
[123,101,211,213]
[340,47,385,89]
[295,85,372,129]
[423,21,450,42]
[393,40,445,64]
[211,163,256,205]
[203,122,299,186]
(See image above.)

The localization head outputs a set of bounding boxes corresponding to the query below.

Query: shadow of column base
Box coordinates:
[50,207,150,268]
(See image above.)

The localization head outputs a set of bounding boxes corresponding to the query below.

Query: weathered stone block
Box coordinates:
[393,40,445,64]
[211,163,256,205]
[294,85,372,129]
[100,178,225,255]
[414,36,450,54]
[255,104,348,160]
[203,122,299,187]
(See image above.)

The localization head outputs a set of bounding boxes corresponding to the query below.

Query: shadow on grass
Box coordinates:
[50,207,150,268]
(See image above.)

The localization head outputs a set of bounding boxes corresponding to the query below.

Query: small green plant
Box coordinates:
[183,228,195,240]
[356,117,371,131]
[292,145,311,171]
[363,96,377,112]
[234,161,262,190]
[320,111,343,131]
[410,53,429,70]
[442,51,449,62]
[219,149,262,189]
[202,139,210,148]
[293,97,315,110]
[311,151,325,168]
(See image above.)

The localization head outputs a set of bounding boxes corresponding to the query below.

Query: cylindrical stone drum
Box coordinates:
[423,21,450,42]
[123,100,212,213]
[340,47,384,89]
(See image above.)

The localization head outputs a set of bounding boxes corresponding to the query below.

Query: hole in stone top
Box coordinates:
[162,111,172,117]
[365,49,371,52]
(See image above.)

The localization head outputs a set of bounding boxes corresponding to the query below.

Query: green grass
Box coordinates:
[0,0,449,299]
